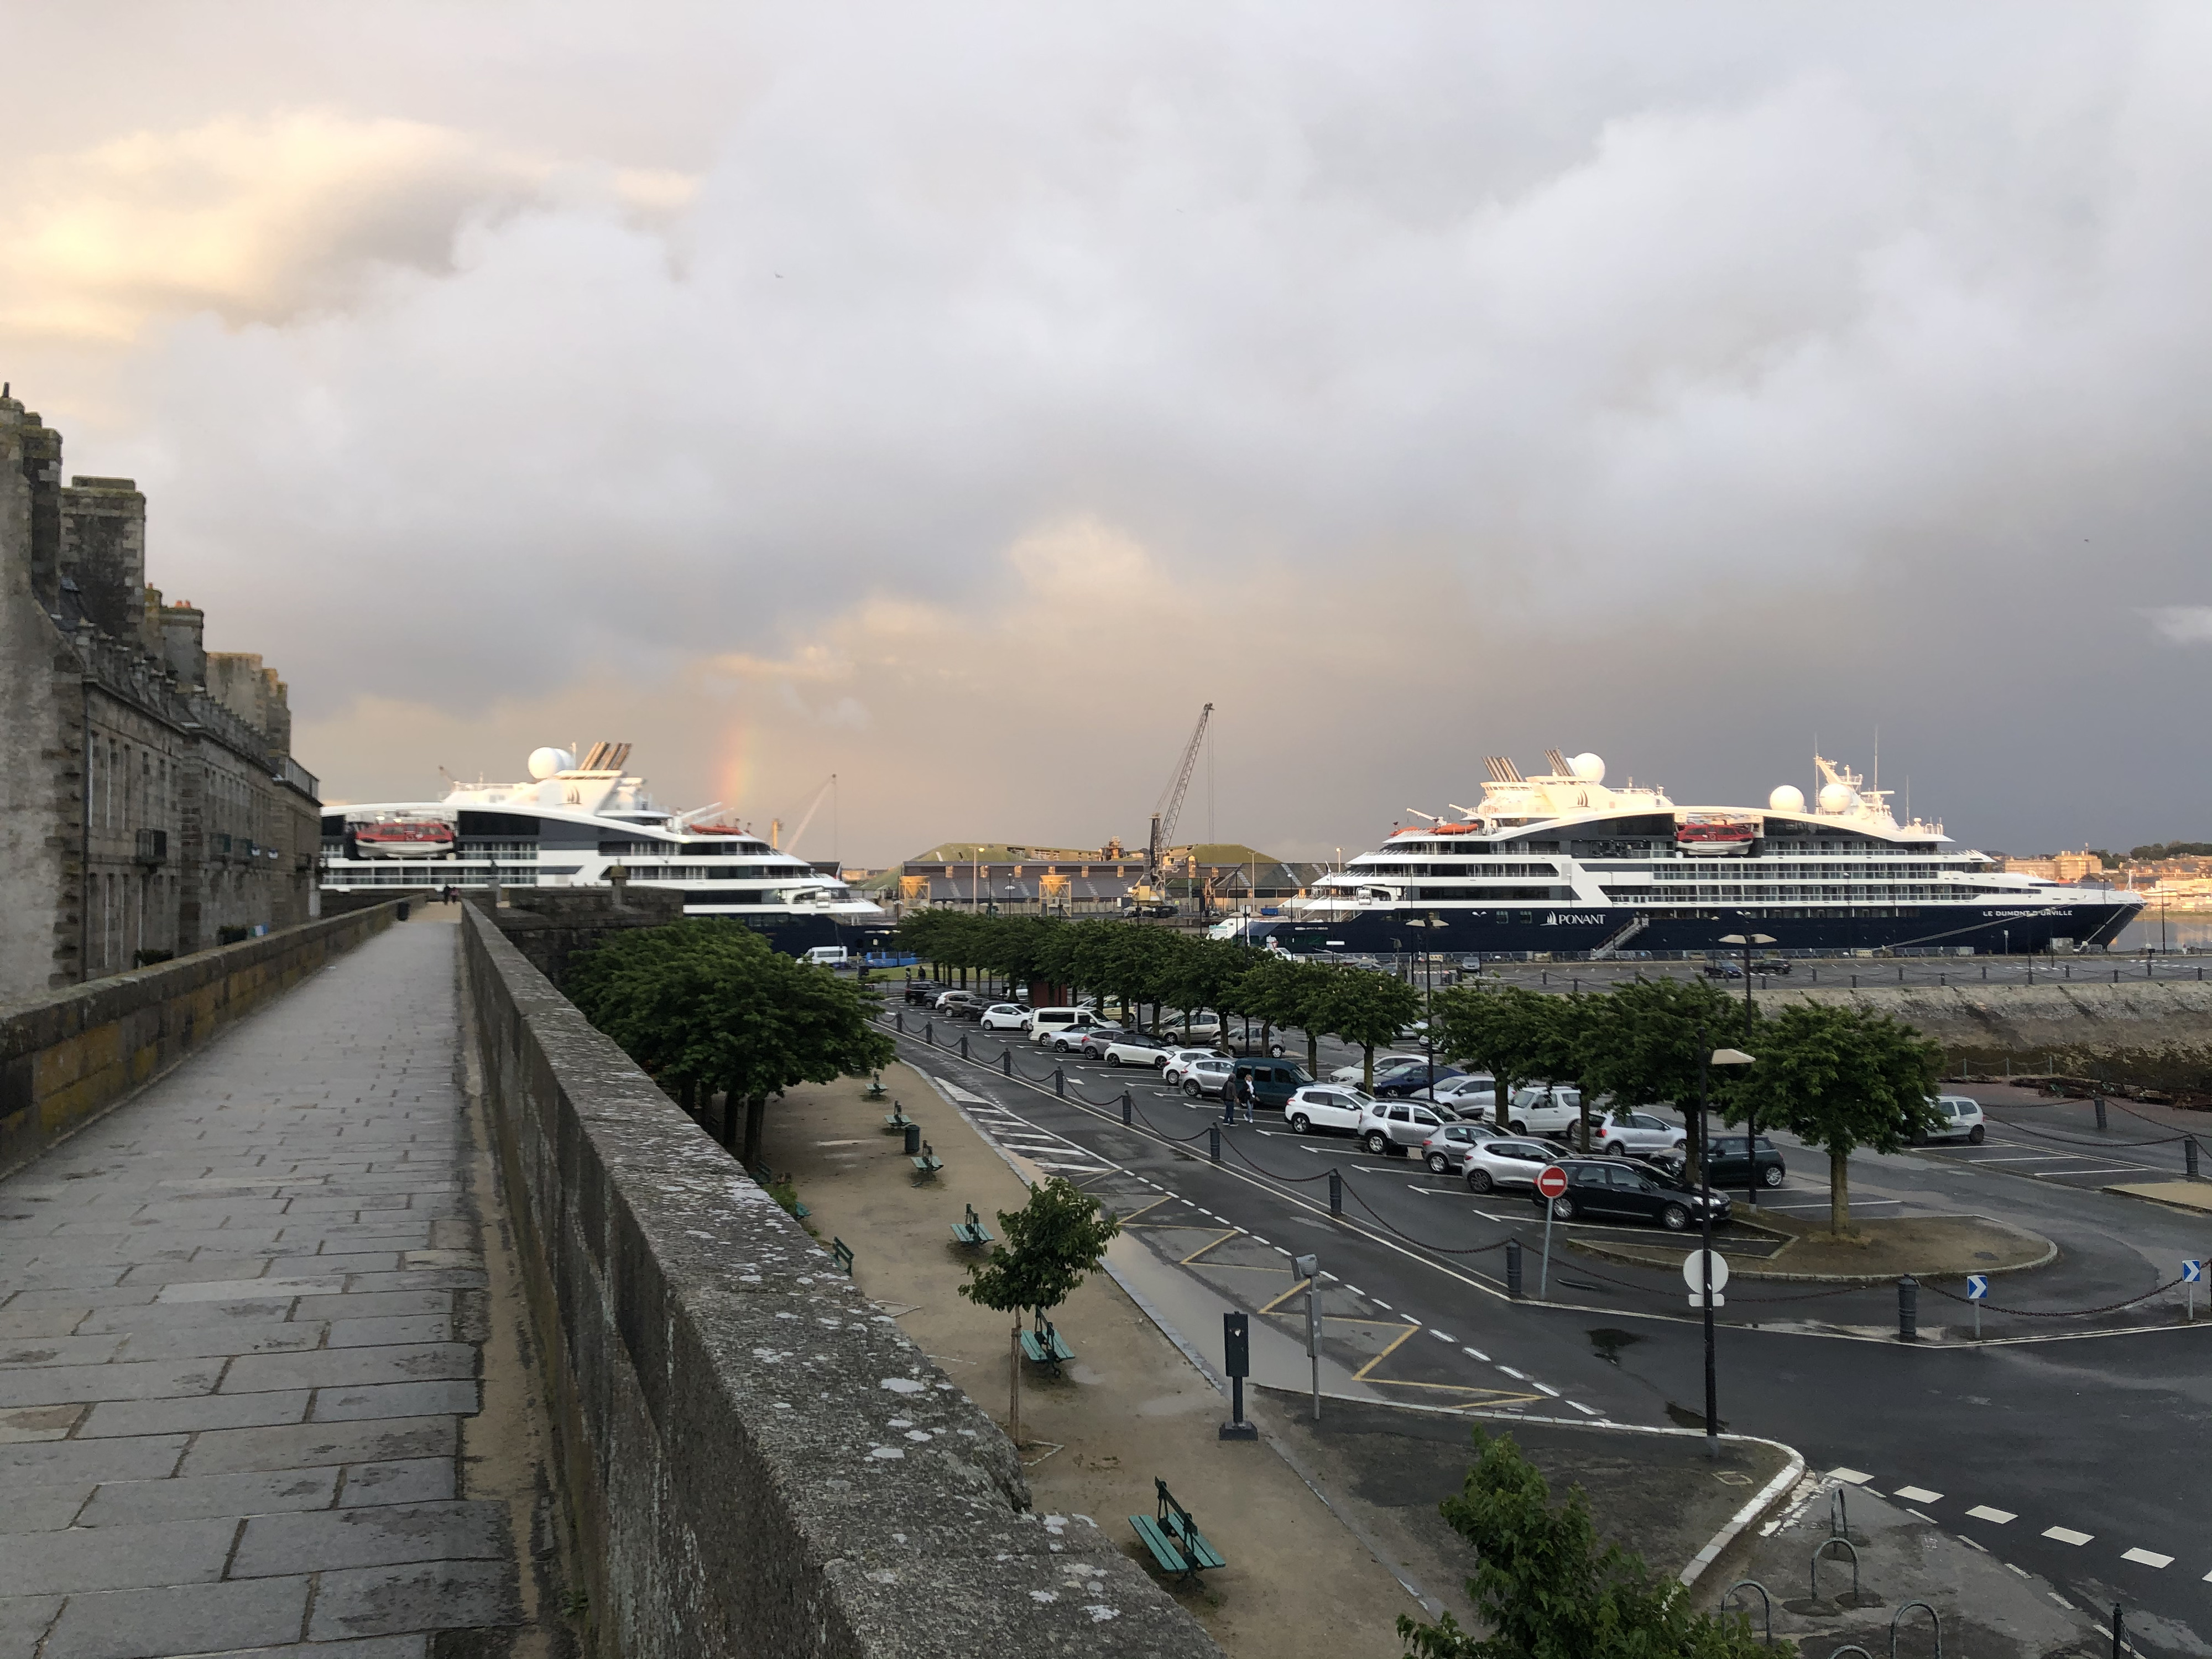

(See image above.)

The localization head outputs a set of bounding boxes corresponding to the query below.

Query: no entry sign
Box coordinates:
[1536,1165,1569,1200]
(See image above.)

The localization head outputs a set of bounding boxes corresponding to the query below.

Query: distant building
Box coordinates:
[0,384,320,1003]
[1997,849,2105,883]
[878,839,1326,917]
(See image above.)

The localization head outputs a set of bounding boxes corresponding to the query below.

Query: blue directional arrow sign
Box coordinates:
[2184,1260,2203,1284]
[1965,1274,1990,1300]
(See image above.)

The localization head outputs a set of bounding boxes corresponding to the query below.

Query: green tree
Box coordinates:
[566,921,894,1164]
[1433,985,1556,1129]
[1730,1005,1943,1235]
[959,1178,1121,1444]
[1573,977,1738,1176]
[1318,966,1424,1090]
[1235,953,1329,1072]
[1398,1431,1787,1659]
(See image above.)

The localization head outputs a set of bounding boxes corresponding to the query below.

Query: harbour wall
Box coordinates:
[457,903,1219,1659]
[0,900,403,1178]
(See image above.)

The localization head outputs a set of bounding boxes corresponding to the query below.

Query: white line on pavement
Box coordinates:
[1827,1468,1873,1485]
[2042,1526,2094,1546]
[1959,1537,1987,1553]
[2122,1548,2173,1568]
[1568,1401,1600,1416]
[1462,1347,1489,1361]
[1895,1485,1943,1504]
[1427,1329,1454,1342]
[1496,1365,1527,1380]
[1535,1383,1560,1397]
[2006,1564,2030,1579]
[1908,1509,1934,1523]
[1965,1505,2016,1524]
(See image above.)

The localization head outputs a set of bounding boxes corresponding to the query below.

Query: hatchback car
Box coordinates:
[1160,1047,1224,1085]
[1532,1158,1732,1231]
[1373,1065,1468,1099]
[1180,1057,1236,1099]
[977,1003,1032,1031]
[1330,1055,1426,1086]
[1590,1109,1687,1158]
[1407,1073,1496,1113]
[1421,1119,1501,1173]
[1699,1135,1787,1189]
[1359,1100,1459,1155]
[1459,1138,1558,1194]
[1052,1024,1125,1055]
[1918,1095,1987,1144]
[1099,1032,1176,1067]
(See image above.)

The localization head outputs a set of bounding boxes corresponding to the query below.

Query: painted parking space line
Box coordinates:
[1895,1486,1943,1504]
[2122,1548,2174,1568]
[1827,1468,1874,1485]
[1966,1505,2016,1524]
[2042,1526,2094,1546]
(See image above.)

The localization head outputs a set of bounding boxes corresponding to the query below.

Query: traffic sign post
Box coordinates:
[1295,1254,1321,1420]
[2184,1260,2203,1324]
[1966,1272,1989,1340]
[1536,1165,1569,1299]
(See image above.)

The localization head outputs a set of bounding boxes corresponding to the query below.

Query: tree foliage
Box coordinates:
[1728,1004,1942,1234]
[1397,1431,1788,1659]
[959,1177,1123,1321]
[1432,985,1557,1128]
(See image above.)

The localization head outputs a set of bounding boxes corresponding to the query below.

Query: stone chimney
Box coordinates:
[2,389,64,609]
[60,477,146,639]
[161,600,206,690]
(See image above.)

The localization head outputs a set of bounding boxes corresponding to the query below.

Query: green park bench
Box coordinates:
[865,1076,887,1101]
[910,1140,944,1180]
[883,1101,913,1131]
[747,1163,808,1219]
[1019,1316,1076,1376]
[951,1203,994,1248]
[831,1237,854,1276]
[1129,1478,1225,1589]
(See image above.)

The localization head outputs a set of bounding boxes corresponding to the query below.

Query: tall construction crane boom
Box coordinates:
[1147,703,1213,890]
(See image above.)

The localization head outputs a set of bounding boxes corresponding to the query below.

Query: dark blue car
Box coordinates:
[1372,1065,1467,1098]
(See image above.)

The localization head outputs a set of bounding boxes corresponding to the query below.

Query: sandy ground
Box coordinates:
[757,1062,1425,1659]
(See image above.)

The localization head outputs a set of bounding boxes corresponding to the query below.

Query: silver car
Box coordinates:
[1359,1100,1459,1156]
[1421,1119,1503,1174]
[1589,1109,1687,1158]
[1460,1138,1559,1194]
[1180,1057,1235,1099]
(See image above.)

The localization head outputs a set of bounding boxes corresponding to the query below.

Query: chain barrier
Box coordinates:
[1218,1131,1338,1183]
[1923,1271,2188,1319]
[1984,1117,2190,1150]
[1336,1177,1514,1256]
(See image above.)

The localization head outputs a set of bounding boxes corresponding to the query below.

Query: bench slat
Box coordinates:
[1129,1514,1191,1576]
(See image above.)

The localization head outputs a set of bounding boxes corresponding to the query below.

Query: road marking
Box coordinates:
[1251,1236,1271,1246]
[1428,1329,1455,1342]
[1462,1347,1490,1361]
[1908,1509,1935,1523]
[1568,1401,1600,1416]
[1321,1271,1339,1281]
[1496,1365,1528,1380]
[2122,1548,2173,1568]
[1534,1382,1560,1397]
[1960,1536,1987,1553]
[1827,1468,1873,1485]
[1371,1298,1394,1311]
[1965,1505,2015,1524]
[2042,1526,2093,1546]
[2035,1167,2161,1178]
[2048,1593,2074,1608]
[2006,1564,2030,1579]
[1895,1485,1943,1504]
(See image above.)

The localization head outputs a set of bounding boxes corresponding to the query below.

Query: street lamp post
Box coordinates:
[1700,1044,1757,1458]
[1408,914,1441,1095]
[1715,933,1775,1206]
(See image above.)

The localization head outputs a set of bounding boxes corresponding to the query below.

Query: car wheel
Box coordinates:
[1509,1120,1528,1135]
[1271,1044,1286,1057]
[1661,1204,1690,1232]
[1426,1152,1449,1174]
[1466,1168,1494,1193]
[1605,1142,1626,1157]
[1364,1131,1388,1155]
[1968,1124,1986,1144]
[1183,1082,1201,1098]
[1106,1054,1122,1067]
[1550,1196,1575,1222]
[1761,1164,1785,1188]
[1290,1114,1311,1135]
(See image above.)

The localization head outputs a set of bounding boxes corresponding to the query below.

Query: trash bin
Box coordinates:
[396,901,410,921]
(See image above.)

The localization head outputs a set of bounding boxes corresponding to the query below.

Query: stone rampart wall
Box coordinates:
[0,900,401,1177]
[1747,978,2212,1058]
[457,905,1219,1659]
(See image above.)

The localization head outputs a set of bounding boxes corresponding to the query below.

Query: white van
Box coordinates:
[801,946,850,967]
[1027,1008,1107,1045]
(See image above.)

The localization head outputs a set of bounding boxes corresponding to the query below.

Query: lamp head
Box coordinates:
[1718,933,1747,945]
[1710,1047,1756,1067]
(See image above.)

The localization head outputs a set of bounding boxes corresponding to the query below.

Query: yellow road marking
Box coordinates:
[1178,1229,1244,1265]
[1351,1321,1421,1381]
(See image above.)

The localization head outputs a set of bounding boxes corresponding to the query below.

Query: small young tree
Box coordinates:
[1397,1430,1788,1659]
[958,1178,1121,1444]
[1730,1005,1943,1235]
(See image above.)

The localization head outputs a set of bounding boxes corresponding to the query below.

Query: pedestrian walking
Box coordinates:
[1238,1072,1258,1124]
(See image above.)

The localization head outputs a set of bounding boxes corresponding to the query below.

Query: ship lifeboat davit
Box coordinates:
[1676,817,1756,857]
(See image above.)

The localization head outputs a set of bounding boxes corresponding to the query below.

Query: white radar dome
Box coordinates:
[528,747,577,781]
[1817,781,1859,815]
[1570,752,1606,783]
[1768,785,1806,813]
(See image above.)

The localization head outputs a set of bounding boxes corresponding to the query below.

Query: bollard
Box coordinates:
[1851,974,1858,988]
[959,1034,969,1060]
[1506,1238,1524,1299]
[924,1020,935,1046]
[1122,1091,1134,1127]
[2189,1137,2200,1180]
[1054,1067,1065,1099]
[1328,1167,1342,1216]
[895,1011,905,1032]
[1209,1125,1222,1164]
[2094,1095,2107,1131]
[902,1122,920,1156]
[1001,1050,1013,1077]
[1898,1275,1918,1343]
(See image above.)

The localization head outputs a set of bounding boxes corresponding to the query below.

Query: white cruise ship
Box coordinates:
[319,744,891,954]
[1279,750,2140,958]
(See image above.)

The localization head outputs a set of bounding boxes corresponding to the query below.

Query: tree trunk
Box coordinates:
[1829,1147,1851,1237]
[715,1092,738,1152]
[1494,1071,1511,1130]
[1361,1042,1375,1092]
[742,1094,768,1167]
[1577,1093,1591,1154]
[1306,1030,1318,1076]
[1009,1319,1022,1446]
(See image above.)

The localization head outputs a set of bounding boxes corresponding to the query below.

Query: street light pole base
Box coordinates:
[1218,1421,1259,1441]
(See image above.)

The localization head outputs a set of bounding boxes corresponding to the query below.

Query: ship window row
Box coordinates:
[1598,885,1983,904]
[1355,862,1561,877]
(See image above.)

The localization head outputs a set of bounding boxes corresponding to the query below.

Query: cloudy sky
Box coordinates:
[4,3,2206,864]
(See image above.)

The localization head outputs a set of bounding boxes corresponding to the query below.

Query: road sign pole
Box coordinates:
[1295,1254,1321,1421]
[1535,1165,1568,1300]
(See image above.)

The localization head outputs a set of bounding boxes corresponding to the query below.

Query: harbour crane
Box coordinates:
[1136,703,1212,904]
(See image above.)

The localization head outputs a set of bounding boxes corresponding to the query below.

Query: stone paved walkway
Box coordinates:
[0,918,536,1659]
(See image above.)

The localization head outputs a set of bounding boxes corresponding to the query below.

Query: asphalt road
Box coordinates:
[889,1015,2212,1653]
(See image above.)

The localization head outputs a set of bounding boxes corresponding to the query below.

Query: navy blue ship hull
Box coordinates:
[1261,901,2141,958]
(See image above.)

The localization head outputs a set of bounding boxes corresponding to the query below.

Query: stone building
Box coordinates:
[0,384,320,1004]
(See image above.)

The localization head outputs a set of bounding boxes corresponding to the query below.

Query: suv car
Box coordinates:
[978,1003,1033,1031]
[1284,1085,1376,1136]
[902,979,945,1005]
[1180,1057,1236,1099]
[1917,1095,1986,1144]
[1700,1134,1787,1188]
[1422,1119,1500,1173]
[1533,1158,1731,1231]
[1459,1138,1557,1194]
[935,990,990,1018]
[1360,1100,1460,1156]
[1507,1084,1583,1138]
[1100,1032,1176,1067]
[1230,1058,1316,1111]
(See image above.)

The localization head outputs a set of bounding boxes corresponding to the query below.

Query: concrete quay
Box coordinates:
[0,914,555,1659]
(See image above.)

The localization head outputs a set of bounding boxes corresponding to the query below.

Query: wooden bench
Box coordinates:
[910,1141,944,1180]
[831,1237,854,1276]
[1129,1479,1225,1589]
[1019,1317,1076,1375]
[951,1203,994,1248]
[865,1076,888,1101]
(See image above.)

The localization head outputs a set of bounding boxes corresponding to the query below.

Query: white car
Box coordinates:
[1590,1109,1687,1158]
[1507,1084,1584,1138]
[1919,1094,1987,1144]
[1460,1138,1560,1194]
[1099,1032,1177,1068]
[1029,1008,1108,1045]
[1284,1085,1376,1136]
[1408,1073,1496,1113]
[1178,1057,1236,1099]
[1329,1054,1427,1086]
[1359,1100,1458,1156]
[1165,1013,1224,1044]
[1161,1047,1225,1086]
[978,1003,1032,1031]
